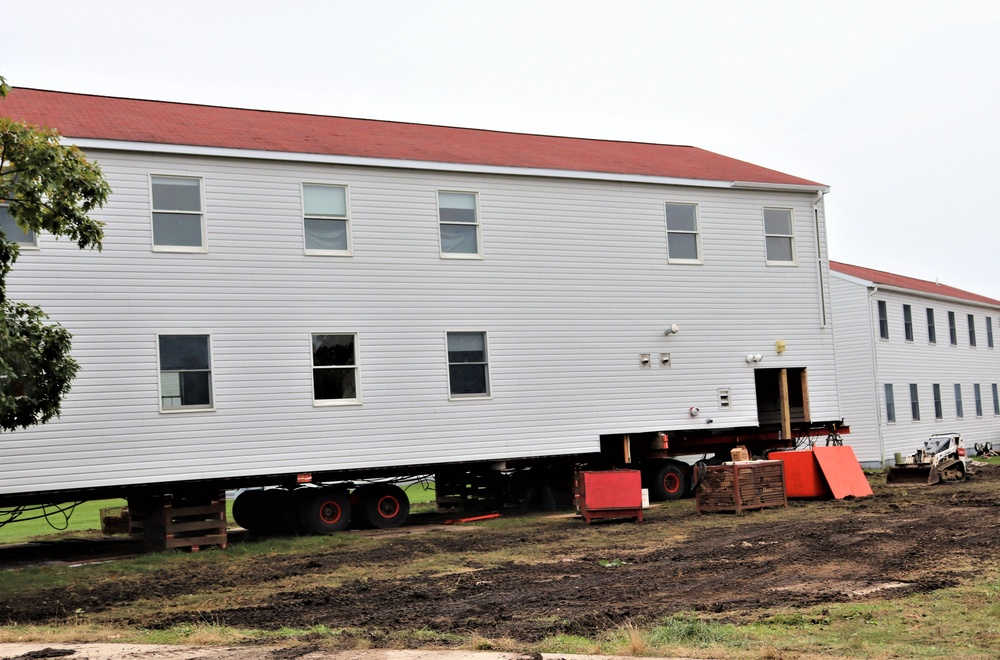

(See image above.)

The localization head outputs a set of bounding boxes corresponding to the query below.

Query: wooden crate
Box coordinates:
[696,460,786,514]
[129,491,228,552]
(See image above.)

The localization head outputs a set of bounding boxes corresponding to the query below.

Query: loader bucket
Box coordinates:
[886,466,934,485]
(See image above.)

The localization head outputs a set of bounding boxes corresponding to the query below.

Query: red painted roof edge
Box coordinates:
[1,87,824,187]
[830,261,1000,307]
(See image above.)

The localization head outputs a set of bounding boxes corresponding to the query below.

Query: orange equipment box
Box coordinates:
[574,470,643,524]
[769,449,830,498]
[770,446,873,499]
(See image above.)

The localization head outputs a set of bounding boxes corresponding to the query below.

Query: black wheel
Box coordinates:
[649,463,687,501]
[299,487,351,534]
[257,488,303,534]
[351,484,410,529]
[232,489,265,531]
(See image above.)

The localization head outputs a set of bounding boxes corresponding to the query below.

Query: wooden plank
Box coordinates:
[778,368,791,441]
[800,368,811,423]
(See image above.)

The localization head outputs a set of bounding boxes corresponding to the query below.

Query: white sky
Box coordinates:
[3,1,999,297]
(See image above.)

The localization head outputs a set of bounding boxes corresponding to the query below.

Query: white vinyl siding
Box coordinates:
[303,183,351,255]
[0,204,38,248]
[438,191,481,258]
[150,175,206,251]
[763,207,795,264]
[664,202,701,263]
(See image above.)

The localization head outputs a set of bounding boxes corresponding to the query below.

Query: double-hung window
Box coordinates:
[151,175,205,251]
[763,208,795,263]
[303,184,350,254]
[948,312,957,345]
[447,332,490,398]
[884,384,895,423]
[955,384,964,418]
[987,317,994,348]
[665,203,701,263]
[968,314,977,347]
[0,204,38,248]
[933,384,943,419]
[993,383,999,416]
[158,335,213,411]
[926,308,936,344]
[903,304,913,341]
[909,384,920,421]
[877,301,889,339]
[312,333,360,404]
[438,192,481,257]
[974,383,983,417]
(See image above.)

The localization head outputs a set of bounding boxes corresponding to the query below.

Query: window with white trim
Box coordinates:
[0,204,38,247]
[909,383,920,421]
[926,308,936,344]
[974,383,983,417]
[933,383,943,419]
[303,184,350,254]
[992,383,999,415]
[665,203,701,262]
[151,175,205,251]
[311,333,360,403]
[948,311,957,345]
[763,207,795,263]
[884,383,895,423]
[878,301,889,340]
[447,331,490,398]
[903,304,913,341]
[968,314,977,347]
[987,317,994,348]
[158,335,213,410]
[438,192,481,257]
[955,383,964,418]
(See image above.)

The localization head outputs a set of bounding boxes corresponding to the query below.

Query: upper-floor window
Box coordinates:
[878,301,889,339]
[987,317,994,348]
[909,383,920,421]
[926,308,936,344]
[447,331,490,398]
[312,333,360,404]
[763,208,795,263]
[438,191,481,257]
[0,204,38,248]
[993,383,999,416]
[903,304,913,342]
[948,311,957,345]
[884,383,895,423]
[158,334,213,411]
[664,203,701,263]
[968,314,977,347]
[974,383,983,417]
[303,184,350,255]
[151,175,205,251]
[954,383,964,418]
[933,383,943,419]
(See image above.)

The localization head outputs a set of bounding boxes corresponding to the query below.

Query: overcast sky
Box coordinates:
[3,1,998,297]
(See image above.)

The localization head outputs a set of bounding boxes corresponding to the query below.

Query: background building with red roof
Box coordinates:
[830,262,1000,465]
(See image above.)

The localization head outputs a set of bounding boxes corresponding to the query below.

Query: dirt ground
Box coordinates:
[2,464,1000,654]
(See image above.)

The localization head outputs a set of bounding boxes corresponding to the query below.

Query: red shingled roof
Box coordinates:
[830,261,1000,307]
[1,88,822,187]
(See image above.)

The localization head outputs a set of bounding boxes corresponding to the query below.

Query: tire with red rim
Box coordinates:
[650,463,687,501]
[351,484,410,529]
[300,487,351,534]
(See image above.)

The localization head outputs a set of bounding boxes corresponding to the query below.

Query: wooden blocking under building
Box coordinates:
[129,490,228,552]
[696,460,787,515]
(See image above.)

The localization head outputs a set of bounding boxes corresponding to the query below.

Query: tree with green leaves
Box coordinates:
[0,76,110,431]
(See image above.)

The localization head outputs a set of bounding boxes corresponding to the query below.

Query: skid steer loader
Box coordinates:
[886,433,969,485]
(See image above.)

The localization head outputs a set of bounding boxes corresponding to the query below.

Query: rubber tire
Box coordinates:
[299,487,351,534]
[650,463,687,501]
[352,484,410,529]
[232,489,265,531]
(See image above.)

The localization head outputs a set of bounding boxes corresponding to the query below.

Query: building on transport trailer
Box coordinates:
[830,261,1000,467]
[0,88,845,543]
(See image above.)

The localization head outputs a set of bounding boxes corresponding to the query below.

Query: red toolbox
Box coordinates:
[574,469,644,524]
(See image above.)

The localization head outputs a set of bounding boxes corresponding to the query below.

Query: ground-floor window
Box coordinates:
[158,334,213,410]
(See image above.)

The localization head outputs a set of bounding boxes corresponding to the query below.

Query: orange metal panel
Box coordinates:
[812,446,873,499]
[769,450,831,498]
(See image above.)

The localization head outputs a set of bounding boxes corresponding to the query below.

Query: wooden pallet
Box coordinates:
[696,461,786,514]
[129,491,228,552]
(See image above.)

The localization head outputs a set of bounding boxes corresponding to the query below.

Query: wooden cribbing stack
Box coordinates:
[128,490,228,552]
